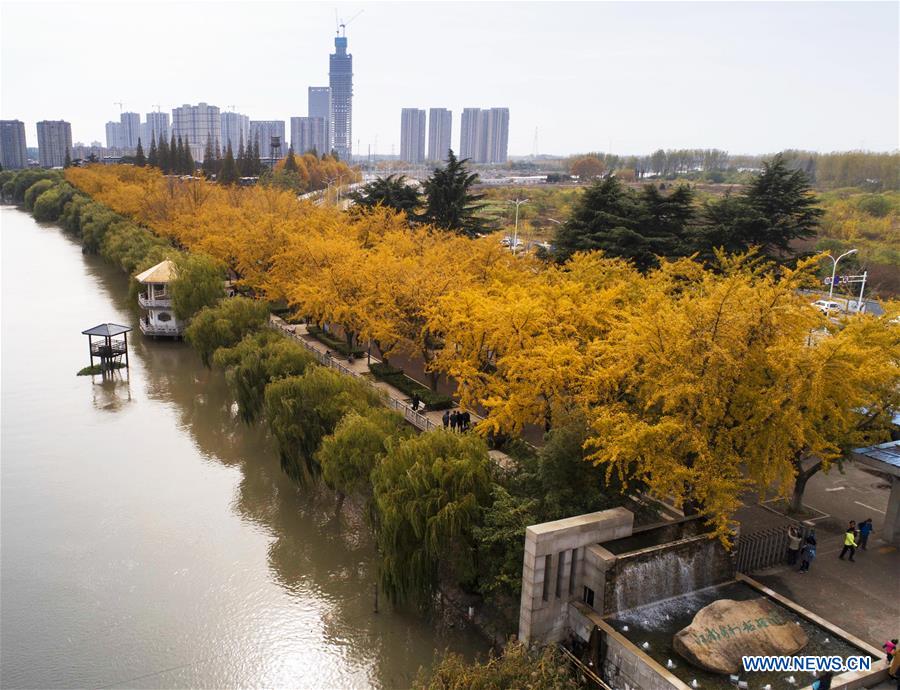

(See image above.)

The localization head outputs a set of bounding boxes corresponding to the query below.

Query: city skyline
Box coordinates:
[1,3,898,156]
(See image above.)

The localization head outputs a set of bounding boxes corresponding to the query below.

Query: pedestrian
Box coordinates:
[798,537,816,573]
[450,410,458,431]
[858,518,874,550]
[838,525,858,562]
[787,526,802,566]
[890,645,900,689]
[411,393,420,412]
[883,638,897,663]
[442,410,450,429]
[462,410,471,432]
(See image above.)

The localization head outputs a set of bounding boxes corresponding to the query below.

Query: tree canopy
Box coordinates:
[421,150,485,237]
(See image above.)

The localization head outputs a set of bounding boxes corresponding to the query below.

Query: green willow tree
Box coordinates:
[263,367,381,482]
[372,430,492,608]
[421,150,485,237]
[170,253,226,321]
[183,296,270,366]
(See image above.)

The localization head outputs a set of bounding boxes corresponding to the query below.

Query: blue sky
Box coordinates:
[2,1,897,155]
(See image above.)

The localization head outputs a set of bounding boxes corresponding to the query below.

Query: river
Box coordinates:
[0,207,484,689]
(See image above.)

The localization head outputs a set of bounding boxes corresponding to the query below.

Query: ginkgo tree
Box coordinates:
[578,253,899,539]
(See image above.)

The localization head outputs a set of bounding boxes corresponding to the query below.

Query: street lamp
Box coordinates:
[508,198,529,255]
[825,248,857,315]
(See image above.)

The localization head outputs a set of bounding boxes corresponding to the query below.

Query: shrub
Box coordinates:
[306,324,366,357]
[369,362,454,410]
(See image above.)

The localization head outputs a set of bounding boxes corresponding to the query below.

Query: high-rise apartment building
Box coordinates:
[143,112,171,147]
[220,112,249,154]
[459,107,509,164]
[427,108,452,162]
[290,117,328,156]
[36,120,72,168]
[105,121,123,149]
[0,120,28,169]
[120,112,141,149]
[171,103,221,162]
[329,33,353,160]
[400,109,426,163]
[308,87,331,153]
[249,120,286,159]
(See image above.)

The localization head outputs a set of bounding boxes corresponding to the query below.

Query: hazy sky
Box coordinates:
[2,1,897,156]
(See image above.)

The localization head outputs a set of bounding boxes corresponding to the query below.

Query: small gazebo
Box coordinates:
[82,323,131,373]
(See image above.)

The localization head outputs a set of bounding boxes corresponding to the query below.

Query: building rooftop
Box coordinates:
[81,323,132,337]
[135,259,177,284]
[852,439,900,476]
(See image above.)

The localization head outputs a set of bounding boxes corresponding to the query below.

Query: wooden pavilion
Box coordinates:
[82,323,131,374]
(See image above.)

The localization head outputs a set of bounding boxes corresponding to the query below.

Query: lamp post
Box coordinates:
[825,248,857,315]
[508,198,529,255]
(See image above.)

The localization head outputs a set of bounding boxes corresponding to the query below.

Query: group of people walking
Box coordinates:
[442,408,471,432]
[786,517,875,574]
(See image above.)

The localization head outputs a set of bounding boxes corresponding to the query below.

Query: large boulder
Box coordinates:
[673,598,807,674]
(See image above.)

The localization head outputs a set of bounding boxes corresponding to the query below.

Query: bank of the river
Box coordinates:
[0,206,485,689]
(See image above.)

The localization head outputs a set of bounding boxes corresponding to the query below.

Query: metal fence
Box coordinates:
[269,317,438,433]
[734,523,814,574]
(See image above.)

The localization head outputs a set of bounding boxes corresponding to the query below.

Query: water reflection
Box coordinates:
[90,375,134,412]
[72,218,486,688]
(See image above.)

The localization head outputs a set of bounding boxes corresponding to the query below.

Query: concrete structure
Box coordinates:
[291,116,328,156]
[105,121,123,149]
[459,107,509,164]
[136,260,183,338]
[143,111,170,148]
[329,33,353,160]
[220,111,249,154]
[308,86,332,152]
[427,108,452,162]
[399,108,426,164]
[249,120,285,159]
[852,440,900,544]
[36,120,72,168]
[518,507,633,645]
[120,112,141,149]
[0,119,28,169]
[171,103,221,162]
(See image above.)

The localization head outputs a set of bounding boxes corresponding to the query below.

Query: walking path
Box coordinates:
[270,316,514,468]
[737,463,899,648]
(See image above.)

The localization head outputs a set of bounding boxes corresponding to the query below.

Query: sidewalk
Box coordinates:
[270,317,515,468]
[738,463,899,648]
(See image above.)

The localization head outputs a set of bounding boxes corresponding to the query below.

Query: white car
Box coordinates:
[812,300,842,313]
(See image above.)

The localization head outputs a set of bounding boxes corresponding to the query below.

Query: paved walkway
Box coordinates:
[270,316,514,468]
[737,462,899,648]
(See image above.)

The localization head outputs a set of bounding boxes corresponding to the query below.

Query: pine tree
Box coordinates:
[250,138,261,175]
[168,133,177,174]
[158,135,170,173]
[184,142,195,175]
[284,146,299,173]
[148,134,158,168]
[64,149,72,168]
[202,137,216,177]
[218,143,239,185]
[135,138,146,167]
[237,134,247,177]
[175,136,186,174]
[421,150,485,237]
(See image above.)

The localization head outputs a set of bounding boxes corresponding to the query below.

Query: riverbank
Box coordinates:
[1,205,488,688]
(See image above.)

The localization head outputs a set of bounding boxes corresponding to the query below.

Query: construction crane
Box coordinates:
[336,9,363,36]
[151,104,161,113]
[113,101,123,114]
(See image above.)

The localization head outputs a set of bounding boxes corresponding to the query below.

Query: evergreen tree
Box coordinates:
[158,135,169,173]
[64,150,72,168]
[553,175,642,264]
[134,138,146,167]
[420,150,485,237]
[184,142,195,175]
[168,133,177,174]
[237,135,247,176]
[350,174,421,216]
[250,138,261,175]
[201,138,216,177]
[283,146,299,173]
[697,154,823,260]
[148,134,158,168]
[175,136,185,174]
[218,143,239,185]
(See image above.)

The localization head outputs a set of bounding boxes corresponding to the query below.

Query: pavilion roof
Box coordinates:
[135,259,177,284]
[81,323,132,337]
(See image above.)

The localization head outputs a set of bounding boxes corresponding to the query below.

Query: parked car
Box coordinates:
[812,299,842,313]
